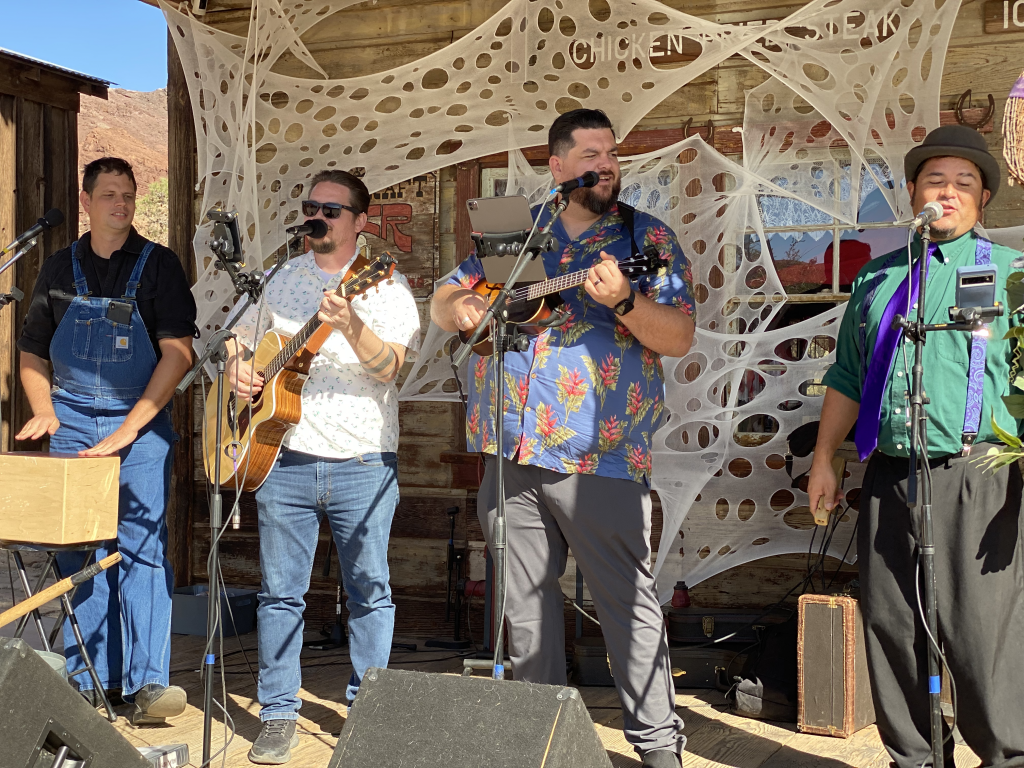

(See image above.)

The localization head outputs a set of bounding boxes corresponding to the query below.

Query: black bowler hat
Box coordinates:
[904,124,1001,202]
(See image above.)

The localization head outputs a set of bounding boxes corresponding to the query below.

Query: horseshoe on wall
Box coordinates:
[954,89,995,130]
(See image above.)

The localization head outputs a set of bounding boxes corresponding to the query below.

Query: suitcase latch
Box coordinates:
[702,616,714,637]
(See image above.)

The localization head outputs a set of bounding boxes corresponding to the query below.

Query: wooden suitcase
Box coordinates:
[0,452,120,545]
[797,594,876,737]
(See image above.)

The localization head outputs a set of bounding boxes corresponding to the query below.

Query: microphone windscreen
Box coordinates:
[42,208,64,227]
[581,171,600,187]
[307,218,328,238]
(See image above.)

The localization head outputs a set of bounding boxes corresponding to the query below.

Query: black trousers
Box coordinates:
[860,448,1024,768]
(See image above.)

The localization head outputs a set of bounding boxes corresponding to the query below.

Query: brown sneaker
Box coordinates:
[129,684,187,725]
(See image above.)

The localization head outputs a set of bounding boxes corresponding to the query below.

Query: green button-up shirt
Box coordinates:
[822,230,1023,458]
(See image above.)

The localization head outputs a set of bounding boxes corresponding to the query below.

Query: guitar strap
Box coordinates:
[617,202,642,259]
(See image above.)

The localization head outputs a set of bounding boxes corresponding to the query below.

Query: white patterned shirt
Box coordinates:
[231,249,421,459]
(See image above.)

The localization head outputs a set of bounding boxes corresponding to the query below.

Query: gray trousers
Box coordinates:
[860,448,1024,768]
[479,456,684,755]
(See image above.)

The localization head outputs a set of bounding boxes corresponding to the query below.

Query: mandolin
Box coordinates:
[202,253,397,491]
[458,250,661,355]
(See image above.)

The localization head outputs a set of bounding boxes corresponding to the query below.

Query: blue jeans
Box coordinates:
[254,449,398,720]
[51,391,176,697]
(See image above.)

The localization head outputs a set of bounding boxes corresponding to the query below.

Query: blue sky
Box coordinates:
[0,0,169,91]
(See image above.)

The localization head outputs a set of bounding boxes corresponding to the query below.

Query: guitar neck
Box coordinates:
[261,275,358,381]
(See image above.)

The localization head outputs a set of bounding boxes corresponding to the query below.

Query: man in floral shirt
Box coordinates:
[431,109,695,768]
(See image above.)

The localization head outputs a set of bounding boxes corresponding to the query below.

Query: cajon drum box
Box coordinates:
[0,453,120,545]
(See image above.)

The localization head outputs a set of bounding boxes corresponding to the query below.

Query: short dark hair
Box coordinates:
[83,157,137,194]
[309,169,370,215]
[548,109,615,157]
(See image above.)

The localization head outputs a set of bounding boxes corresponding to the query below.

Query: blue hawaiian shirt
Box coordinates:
[448,201,696,483]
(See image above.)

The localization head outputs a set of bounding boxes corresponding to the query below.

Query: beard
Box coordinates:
[570,178,621,216]
[929,224,958,240]
[309,233,337,254]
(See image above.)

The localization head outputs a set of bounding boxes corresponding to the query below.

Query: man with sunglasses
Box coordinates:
[224,170,421,765]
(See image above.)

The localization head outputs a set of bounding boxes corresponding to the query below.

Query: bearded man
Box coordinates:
[430,108,696,767]
[226,170,421,764]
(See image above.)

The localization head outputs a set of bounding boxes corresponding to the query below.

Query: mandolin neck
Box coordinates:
[513,268,590,303]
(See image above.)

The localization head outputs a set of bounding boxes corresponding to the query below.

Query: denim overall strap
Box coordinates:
[49,240,159,401]
[123,242,156,300]
[70,241,90,296]
[961,237,993,453]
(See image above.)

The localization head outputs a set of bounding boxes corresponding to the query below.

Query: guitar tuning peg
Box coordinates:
[387,278,395,285]
[361,293,369,300]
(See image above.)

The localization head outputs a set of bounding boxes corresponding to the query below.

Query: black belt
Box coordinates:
[874,443,998,471]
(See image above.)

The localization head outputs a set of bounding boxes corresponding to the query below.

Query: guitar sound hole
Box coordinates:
[227,394,237,431]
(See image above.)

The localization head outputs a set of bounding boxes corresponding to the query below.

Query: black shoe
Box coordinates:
[642,749,682,768]
[79,687,123,709]
[248,720,299,765]
[129,684,187,725]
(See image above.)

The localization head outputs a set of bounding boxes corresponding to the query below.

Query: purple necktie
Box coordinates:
[854,243,934,461]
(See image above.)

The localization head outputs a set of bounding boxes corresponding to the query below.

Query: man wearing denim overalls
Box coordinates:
[17,157,197,725]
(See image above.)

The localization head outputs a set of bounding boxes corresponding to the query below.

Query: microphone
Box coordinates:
[907,201,944,229]
[551,171,601,195]
[286,219,329,239]
[1,208,64,254]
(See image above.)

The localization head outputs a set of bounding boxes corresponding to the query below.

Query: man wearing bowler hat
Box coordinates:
[808,125,1024,766]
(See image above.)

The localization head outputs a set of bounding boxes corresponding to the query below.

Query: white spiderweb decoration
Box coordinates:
[164,0,966,596]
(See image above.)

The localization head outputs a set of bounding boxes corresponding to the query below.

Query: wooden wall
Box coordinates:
[174,0,1022,643]
[0,93,82,451]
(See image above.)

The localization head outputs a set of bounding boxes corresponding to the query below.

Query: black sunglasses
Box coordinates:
[301,200,360,219]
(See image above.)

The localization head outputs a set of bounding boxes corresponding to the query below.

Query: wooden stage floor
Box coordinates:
[101,632,981,768]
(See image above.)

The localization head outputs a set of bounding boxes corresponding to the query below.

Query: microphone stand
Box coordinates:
[176,237,295,766]
[891,225,1003,768]
[0,238,35,314]
[452,193,571,680]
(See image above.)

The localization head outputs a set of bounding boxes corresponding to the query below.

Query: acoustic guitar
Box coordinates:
[203,253,397,491]
[459,250,662,355]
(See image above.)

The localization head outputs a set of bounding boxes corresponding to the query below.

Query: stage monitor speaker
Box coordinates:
[0,638,149,768]
[328,668,613,768]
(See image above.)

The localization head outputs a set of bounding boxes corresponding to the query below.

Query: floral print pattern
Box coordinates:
[448,202,695,484]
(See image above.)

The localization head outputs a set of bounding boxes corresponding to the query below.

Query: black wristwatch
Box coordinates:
[613,288,636,317]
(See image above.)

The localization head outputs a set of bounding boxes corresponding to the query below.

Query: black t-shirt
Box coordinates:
[17,228,197,361]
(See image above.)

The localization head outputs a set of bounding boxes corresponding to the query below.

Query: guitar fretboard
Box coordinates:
[260,270,379,381]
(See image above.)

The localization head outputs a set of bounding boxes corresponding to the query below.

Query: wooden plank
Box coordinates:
[398,400,459,437]
[12,97,45,450]
[455,160,479,263]
[42,106,76,258]
[169,31,198,588]
[0,61,80,113]
[0,95,15,450]
[983,0,1024,34]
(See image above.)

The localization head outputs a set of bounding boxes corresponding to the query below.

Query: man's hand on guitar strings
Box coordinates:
[227,348,263,401]
[585,251,631,308]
